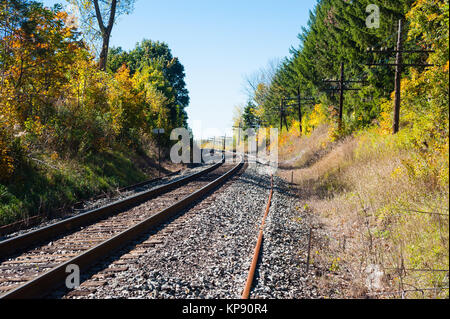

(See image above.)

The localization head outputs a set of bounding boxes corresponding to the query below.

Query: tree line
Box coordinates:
[240,0,448,152]
[0,0,190,181]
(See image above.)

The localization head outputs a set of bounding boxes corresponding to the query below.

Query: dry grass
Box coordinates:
[277,126,449,299]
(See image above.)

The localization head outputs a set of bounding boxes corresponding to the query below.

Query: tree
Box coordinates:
[249,0,416,133]
[108,40,190,128]
[68,0,135,70]
[0,0,81,125]
[242,101,260,130]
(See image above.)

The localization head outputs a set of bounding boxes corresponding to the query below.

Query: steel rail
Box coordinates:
[0,158,225,258]
[242,175,274,299]
[0,170,183,237]
[0,155,244,299]
[72,169,182,210]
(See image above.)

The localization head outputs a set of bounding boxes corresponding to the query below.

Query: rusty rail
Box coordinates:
[242,175,274,299]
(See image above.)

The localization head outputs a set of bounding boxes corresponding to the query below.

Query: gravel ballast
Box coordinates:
[63,163,322,299]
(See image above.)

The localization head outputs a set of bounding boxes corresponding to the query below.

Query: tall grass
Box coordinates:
[0,145,162,226]
[277,125,449,298]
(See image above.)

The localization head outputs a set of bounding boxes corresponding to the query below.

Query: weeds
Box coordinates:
[277,125,449,298]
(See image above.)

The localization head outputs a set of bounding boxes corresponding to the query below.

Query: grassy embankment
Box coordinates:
[276,123,449,298]
[0,145,179,227]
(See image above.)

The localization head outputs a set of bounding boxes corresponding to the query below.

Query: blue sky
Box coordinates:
[42,0,317,139]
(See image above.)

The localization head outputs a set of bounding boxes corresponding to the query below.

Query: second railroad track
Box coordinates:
[0,152,244,299]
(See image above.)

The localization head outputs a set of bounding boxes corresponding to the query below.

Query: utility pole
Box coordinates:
[152,128,165,178]
[279,99,290,132]
[367,19,434,134]
[323,62,365,130]
[339,62,345,128]
[232,122,243,146]
[282,87,315,136]
[393,19,403,134]
[223,134,226,153]
[279,100,284,131]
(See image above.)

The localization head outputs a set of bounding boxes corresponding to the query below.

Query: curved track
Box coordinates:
[0,153,244,299]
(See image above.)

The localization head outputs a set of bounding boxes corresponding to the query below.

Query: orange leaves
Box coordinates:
[1,2,179,160]
[1,4,82,124]
[55,11,68,21]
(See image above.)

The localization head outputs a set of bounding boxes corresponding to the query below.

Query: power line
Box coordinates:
[281,86,315,136]
[367,19,435,134]
[322,62,365,130]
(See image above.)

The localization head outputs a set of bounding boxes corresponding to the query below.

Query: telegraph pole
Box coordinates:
[393,19,403,134]
[297,87,302,134]
[367,19,434,134]
[282,87,315,136]
[323,62,365,130]
[232,122,243,146]
[339,62,345,128]
[279,100,284,131]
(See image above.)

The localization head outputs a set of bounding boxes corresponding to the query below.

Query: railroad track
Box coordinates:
[0,152,244,299]
[0,170,183,238]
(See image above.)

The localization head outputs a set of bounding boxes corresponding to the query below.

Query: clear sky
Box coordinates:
[42,0,317,140]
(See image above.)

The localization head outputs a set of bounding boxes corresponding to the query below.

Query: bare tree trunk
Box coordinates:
[98,31,111,71]
[93,0,117,71]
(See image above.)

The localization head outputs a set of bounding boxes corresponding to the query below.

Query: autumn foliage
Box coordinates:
[0,1,188,182]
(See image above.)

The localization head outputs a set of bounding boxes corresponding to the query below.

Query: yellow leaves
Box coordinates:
[427,12,439,21]
[302,104,329,136]
[50,152,59,161]
[391,166,405,179]
[24,116,45,137]
[0,129,14,181]
[378,111,392,136]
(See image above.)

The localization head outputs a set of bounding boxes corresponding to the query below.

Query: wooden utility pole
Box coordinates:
[367,19,434,134]
[282,90,315,135]
[297,87,302,134]
[279,100,284,131]
[393,19,403,134]
[339,62,345,130]
[323,62,364,130]
[232,122,243,146]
